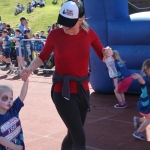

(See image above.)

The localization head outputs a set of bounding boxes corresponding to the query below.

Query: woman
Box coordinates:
[21,1,111,149]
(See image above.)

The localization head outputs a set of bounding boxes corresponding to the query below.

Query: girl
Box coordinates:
[132,59,150,140]
[0,78,29,150]
[112,50,133,108]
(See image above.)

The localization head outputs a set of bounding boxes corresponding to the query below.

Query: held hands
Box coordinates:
[102,46,113,57]
[102,46,113,62]
[20,67,32,81]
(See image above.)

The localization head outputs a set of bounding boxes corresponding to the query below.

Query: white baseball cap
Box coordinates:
[57,0,85,27]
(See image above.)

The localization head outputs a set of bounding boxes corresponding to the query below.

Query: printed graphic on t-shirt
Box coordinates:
[1,117,21,142]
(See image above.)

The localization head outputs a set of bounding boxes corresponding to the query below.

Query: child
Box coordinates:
[10,29,25,74]
[105,50,133,108]
[47,26,51,34]
[132,59,150,140]
[33,33,44,58]
[0,78,29,149]
[0,30,13,75]
[40,31,46,39]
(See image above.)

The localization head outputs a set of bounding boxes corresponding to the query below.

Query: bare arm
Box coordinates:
[28,29,33,38]
[20,57,43,81]
[0,137,23,150]
[132,73,145,85]
[28,57,43,71]
[19,78,29,102]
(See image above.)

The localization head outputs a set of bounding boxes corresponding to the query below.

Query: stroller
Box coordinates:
[33,51,55,74]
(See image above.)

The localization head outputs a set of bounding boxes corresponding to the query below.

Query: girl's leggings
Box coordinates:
[53,91,89,150]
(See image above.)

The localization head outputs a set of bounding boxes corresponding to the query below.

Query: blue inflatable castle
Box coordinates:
[83,0,150,93]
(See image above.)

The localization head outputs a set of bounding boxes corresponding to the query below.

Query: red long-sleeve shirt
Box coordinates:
[39,28,104,93]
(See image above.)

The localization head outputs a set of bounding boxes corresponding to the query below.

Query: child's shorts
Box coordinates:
[140,112,150,117]
[118,75,133,93]
[2,51,10,58]
[16,48,24,57]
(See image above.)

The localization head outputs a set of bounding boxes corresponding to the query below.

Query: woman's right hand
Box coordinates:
[20,67,32,81]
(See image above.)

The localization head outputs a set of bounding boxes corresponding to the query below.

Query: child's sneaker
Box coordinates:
[133,116,141,129]
[6,70,14,75]
[114,102,127,108]
[132,131,146,140]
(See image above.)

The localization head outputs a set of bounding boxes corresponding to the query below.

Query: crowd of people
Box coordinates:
[27,0,45,13]
[14,3,25,15]
[0,16,59,76]
[0,1,149,150]
[14,0,45,15]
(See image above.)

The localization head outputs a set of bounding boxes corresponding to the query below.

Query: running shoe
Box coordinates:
[133,131,146,140]
[6,70,14,75]
[114,102,127,108]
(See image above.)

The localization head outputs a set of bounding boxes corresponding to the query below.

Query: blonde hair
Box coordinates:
[112,50,124,63]
[79,17,89,33]
[141,59,150,75]
[0,85,13,96]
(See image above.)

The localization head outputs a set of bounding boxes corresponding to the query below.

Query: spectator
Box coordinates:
[14,3,21,15]
[10,29,25,73]
[32,0,37,7]
[18,17,32,66]
[40,31,46,39]
[33,33,44,58]
[0,30,13,74]
[39,0,45,7]
[20,4,25,12]
[6,24,15,35]
[24,20,33,65]
[52,23,57,30]
[6,28,15,62]
[18,17,27,33]
[27,2,34,14]
[47,25,51,34]
[2,23,6,30]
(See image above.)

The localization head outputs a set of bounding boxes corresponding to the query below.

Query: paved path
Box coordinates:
[0,71,149,150]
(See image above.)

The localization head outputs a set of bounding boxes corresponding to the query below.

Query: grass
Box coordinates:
[0,0,65,34]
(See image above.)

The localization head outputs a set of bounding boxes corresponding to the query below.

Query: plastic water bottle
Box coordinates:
[105,57,118,78]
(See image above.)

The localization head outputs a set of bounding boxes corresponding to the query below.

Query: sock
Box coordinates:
[6,63,10,67]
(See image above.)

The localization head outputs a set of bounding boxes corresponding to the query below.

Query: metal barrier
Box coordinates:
[0,38,55,75]
[128,2,150,12]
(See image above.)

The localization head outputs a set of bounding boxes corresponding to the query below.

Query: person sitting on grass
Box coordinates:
[14,3,21,15]
[0,78,29,150]
[27,2,34,14]
[39,0,45,7]
[32,0,37,8]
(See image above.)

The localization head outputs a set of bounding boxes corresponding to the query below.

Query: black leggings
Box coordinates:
[53,91,89,150]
